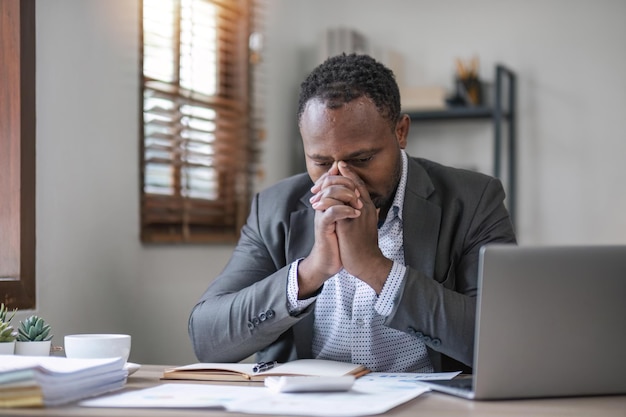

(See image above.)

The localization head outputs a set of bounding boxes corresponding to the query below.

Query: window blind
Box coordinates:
[141,0,261,243]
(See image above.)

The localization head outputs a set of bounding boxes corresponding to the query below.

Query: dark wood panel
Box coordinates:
[0,0,36,309]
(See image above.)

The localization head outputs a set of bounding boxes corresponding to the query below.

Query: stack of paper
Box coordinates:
[0,355,127,408]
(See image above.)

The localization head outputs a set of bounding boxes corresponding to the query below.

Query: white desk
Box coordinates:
[2,365,625,417]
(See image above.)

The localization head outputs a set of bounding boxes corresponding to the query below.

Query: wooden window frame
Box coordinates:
[0,0,36,309]
[140,0,260,244]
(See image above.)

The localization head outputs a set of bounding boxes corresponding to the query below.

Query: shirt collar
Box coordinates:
[382,150,408,225]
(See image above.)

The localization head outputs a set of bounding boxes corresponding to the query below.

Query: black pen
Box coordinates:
[253,361,277,373]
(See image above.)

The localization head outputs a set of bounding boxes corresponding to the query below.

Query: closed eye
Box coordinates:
[349,156,374,166]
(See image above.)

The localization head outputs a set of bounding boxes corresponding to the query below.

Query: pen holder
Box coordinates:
[455,76,483,106]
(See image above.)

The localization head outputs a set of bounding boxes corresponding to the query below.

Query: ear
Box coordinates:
[395,114,410,149]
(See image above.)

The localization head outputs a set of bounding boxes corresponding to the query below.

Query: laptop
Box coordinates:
[423,244,626,400]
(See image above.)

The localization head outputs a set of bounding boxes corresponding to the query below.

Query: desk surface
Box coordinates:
[2,365,626,417]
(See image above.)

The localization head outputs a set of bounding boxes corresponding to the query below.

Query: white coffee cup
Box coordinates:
[64,334,131,363]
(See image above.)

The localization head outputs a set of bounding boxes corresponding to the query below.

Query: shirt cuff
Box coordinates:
[375,261,406,316]
[287,258,317,314]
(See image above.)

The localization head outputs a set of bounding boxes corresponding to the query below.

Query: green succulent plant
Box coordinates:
[17,315,53,342]
[0,303,17,343]
[0,321,17,343]
[0,303,16,322]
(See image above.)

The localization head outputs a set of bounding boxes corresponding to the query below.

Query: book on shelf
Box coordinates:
[401,85,447,111]
[0,355,127,408]
[162,358,369,382]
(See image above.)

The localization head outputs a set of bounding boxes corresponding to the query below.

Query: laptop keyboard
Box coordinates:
[433,377,474,390]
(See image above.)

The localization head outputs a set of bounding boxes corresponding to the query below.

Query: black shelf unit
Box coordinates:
[405,65,517,226]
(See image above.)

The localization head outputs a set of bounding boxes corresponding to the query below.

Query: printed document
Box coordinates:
[81,371,459,416]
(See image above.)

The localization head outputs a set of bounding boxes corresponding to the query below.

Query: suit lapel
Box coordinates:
[288,193,316,359]
[287,194,315,262]
[403,158,441,278]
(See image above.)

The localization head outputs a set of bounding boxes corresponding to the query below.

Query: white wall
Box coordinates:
[29,0,626,365]
[264,0,626,245]
[33,0,231,365]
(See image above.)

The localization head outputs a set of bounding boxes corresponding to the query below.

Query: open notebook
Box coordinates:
[422,244,626,400]
[162,359,369,382]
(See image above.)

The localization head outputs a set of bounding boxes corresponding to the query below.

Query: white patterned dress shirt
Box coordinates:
[287,151,433,372]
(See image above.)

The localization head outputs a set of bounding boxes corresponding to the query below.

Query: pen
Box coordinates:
[253,361,277,373]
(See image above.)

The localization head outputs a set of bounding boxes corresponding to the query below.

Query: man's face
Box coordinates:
[299,96,408,211]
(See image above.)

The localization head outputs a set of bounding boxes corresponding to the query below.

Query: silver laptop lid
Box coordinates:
[473,245,626,400]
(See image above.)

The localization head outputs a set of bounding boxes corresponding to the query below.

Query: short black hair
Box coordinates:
[297,53,401,128]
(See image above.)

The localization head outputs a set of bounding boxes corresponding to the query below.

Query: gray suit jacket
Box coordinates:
[189,157,516,371]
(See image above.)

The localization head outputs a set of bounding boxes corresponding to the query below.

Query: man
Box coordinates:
[189,53,516,372]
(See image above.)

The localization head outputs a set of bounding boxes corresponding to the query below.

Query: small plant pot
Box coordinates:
[15,340,52,356]
[0,341,16,354]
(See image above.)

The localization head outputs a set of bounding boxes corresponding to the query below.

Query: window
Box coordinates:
[0,0,36,309]
[140,0,262,243]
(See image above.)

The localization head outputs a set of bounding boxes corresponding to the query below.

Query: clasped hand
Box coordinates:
[297,161,392,298]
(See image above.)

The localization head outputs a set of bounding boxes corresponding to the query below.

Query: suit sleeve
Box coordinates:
[187,192,311,363]
[383,177,516,368]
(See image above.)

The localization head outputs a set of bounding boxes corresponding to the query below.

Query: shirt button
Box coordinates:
[355,318,364,327]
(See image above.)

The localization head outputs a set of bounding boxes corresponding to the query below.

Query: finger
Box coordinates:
[313,178,361,203]
[310,184,363,209]
[310,172,328,195]
[311,181,362,207]
[311,162,340,194]
[337,161,371,204]
[310,168,361,203]
[311,174,357,198]
[312,193,363,212]
[311,174,358,199]
[318,204,361,221]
